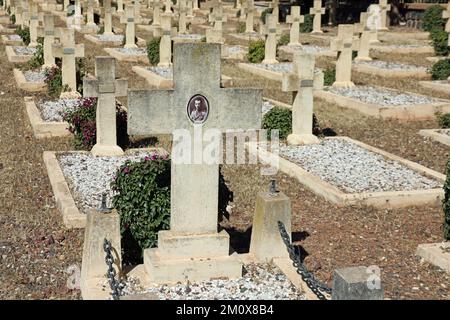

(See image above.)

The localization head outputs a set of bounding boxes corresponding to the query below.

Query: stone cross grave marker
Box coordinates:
[85,0,97,29]
[158,13,172,66]
[282,52,320,145]
[164,0,172,13]
[443,3,450,32]
[15,1,24,27]
[206,0,221,24]
[262,14,280,64]
[309,0,325,34]
[128,43,262,283]
[37,13,57,67]
[73,0,84,26]
[83,56,128,157]
[63,0,70,12]
[21,0,29,27]
[117,0,124,13]
[178,0,188,34]
[330,24,356,88]
[120,4,137,48]
[52,28,85,93]
[366,4,380,43]
[152,0,162,27]
[186,0,194,17]
[206,3,227,43]
[286,6,304,46]
[243,0,255,33]
[269,0,279,24]
[102,0,116,35]
[28,1,39,47]
[235,0,241,10]
[193,0,198,10]
[379,0,390,30]
[354,12,372,61]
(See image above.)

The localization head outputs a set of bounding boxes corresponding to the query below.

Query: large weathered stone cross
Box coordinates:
[286,6,304,46]
[443,3,450,32]
[282,52,320,145]
[83,57,128,157]
[261,14,281,64]
[52,28,85,93]
[330,24,356,87]
[128,43,262,235]
[37,13,57,67]
[120,4,137,48]
[379,0,390,29]
[309,0,325,33]
[102,0,116,35]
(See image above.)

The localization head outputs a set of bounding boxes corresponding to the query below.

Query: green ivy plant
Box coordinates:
[430,28,449,56]
[111,156,171,263]
[262,107,292,140]
[300,14,313,33]
[277,34,290,47]
[236,22,246,34]
[423,5,445,32]
[247,40,265,63]
[443,159,450,241]
[16,26,30,45]
[324,66,336,86]
[147,37,161,65]
[28,37,44,69]
[429,59,450,80]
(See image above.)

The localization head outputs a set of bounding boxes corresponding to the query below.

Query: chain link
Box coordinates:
[277,221,332,300]
[103,238,121,300]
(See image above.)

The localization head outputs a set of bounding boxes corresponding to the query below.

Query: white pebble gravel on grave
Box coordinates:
[379,44,427,49]
[224,45,246,54]
[147,66,172,78]
[23,69,46,83]
[95,34,124,42]
[254,62,293,73]
[121,263,306,300]
[58,151,157,212]
[279,138,440,194]
[327,86,437,106]
[438,129,450,136]
[279,44,328,54]
[13,46,37,55]
[175,34,203,40]
[8,35,22,41]
[354,60,426,71]
[37,99,80,122]
[115,47,147,55]
[262,101,276,115]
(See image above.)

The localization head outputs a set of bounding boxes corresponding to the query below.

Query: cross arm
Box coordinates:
[75,43,85,58]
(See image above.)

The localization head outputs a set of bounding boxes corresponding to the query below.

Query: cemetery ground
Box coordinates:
[1,19,449,300]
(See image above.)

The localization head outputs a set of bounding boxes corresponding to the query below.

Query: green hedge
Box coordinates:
[423,5,445,32]
[429,59,450,80]
[247,40,265,63]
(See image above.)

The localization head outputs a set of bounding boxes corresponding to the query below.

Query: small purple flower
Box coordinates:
[123,167,130,174]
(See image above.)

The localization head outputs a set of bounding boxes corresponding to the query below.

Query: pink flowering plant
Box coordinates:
[111,154,171,264]
[62,97,128,150]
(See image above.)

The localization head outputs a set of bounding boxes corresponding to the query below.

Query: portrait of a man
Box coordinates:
[187,94,209,124]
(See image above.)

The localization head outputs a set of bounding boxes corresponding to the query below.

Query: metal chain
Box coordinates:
[277,221,332,300]
[103,238,121,300]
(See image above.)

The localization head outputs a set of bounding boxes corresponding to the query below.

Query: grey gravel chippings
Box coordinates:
[280,138,440,193]
[58,151,159,212]
[115,47,147,55]
[354,60,426,71]
[279,44,328,54]
[13,46,37,55]
[37,99,80,122]
[121,263,305,300]
[8,35,22,41]
[254,62,293,73]
[175,34,203,39]
[147,66,172,78]
[95,34,124,41]
[23,70,46,83]
[327,86,437,106]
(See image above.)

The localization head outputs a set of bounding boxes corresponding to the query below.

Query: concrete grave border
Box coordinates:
[24,97,71,139]
[14,68,46,92]
[221,45,248,60]
[1,34,23,45]
[378,31,430,42]
[84,34,124,47]
[370,44,434,55]
[0,24,16,34]
[416,242,450,274]
[247,136,445,209]
[104,47,149,63]
[277,45,335,60]
[132,65,234,89]
[5,45,35,63]
[44,147,168,229]
[314,86,450,121]
[352,62,430,79]
[419,129,450,146]
[419,80,450,96]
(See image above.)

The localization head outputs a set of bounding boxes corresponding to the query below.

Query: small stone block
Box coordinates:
[417,242,450,274]
[332,266,384,300]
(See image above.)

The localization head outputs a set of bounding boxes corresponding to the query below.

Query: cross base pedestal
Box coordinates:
[144,230,243,283]
[91,144,124,157]
[311,30,323,34]
[261,58,279,64]
[287,133,320,145]
[354,56,372,62]
[332,81,355,88]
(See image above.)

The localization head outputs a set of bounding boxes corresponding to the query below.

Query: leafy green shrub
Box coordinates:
[44,65,65,96]
[443,159,450,240]
[76,58,85,94]
[147,37,161,65]
[247,39,265,63]
[260,8,272,23]
[438,113,450,129]
[236,22,245,33]
[111,155,171,263]
[16,26,30,45]
[28,38,44,68]
[62,97,128,149]
[262,107,292,139]
[423,5,445,32]
[429,59,450,80]
[277,34,290,47]
[324,66,336,86]
[300,14,313,33]
[430,28,449,56]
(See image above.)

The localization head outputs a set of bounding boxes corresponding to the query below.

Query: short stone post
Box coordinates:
[52,28,85,93]
[158,13,172,67]
[121,4,137,49]
[164,0,172,13]
[354,12,372,62]
[286,6,304,46]
[178,0,188,34]
[367,5,380,43]
[282,53,320,145]
[37,13,56,67]
[250,188,291,262]
[83,56,128,157]
[330,24,356,88]
[379,0,390,31]
[80,209,122,300]
[117,0,124,13]
[269,0,279,24]
[332,266,384,300]
[28,1,39,47]
[85,0,97,29]
[309,0,325,34]
[261,14,279,64]
[243,0,255,33]
[103,0,115,36]
[193,0,198,10]
[186,0,193,17]
[152,0,162,27]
